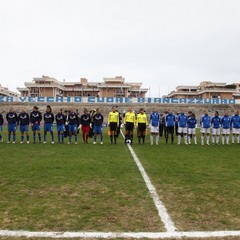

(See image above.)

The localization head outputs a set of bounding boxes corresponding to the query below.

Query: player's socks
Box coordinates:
[110,135,113,143]
[206,136,210,144]
[150,135,153,145]
[188,136,191,144]
[100,134,103,143]
[50,132,54,142]
[212,136,215,144]
[8,133,11,142]
[222,136,225,144]
[125,134,128,143]
[216,136,219,144]
[171,135,174,144]
[94,135,97,142]
[114,135,117,144]
[62,133,64,143]
[38,133,42,142]
[21,136,24,142]
[178,135,181,144]
[142,136,145,144]
[138,136,141,144]
[13,134,16,142]
[232,136,235,144]
[156,135,159,145]
[194,136,197,144]
[226,135,229,144]
[44,134,47,142]
[33,133,36,142]
[237,136,240,143]
[201,135,204,145]
[69,136,72,143]
[58,132,61,142]
[75,135,78,143]
[184,135,187,144]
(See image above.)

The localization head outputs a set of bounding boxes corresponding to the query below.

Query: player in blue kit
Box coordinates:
[92,108,104,144]
[6,107,18,144]
[187,113,197,144]
[231,110,240,144]
[221,110,231,145]
[177,110,188,145]
[43,105,54,144]
[149,108,160,145]
[165,109,176,144]
[18,108,30,144]
[67,108,79,144]
[30,106,42,143]
[55,108,66,144]
[211,111,221,145]
[200,109,211,145]
[0,112,4,142]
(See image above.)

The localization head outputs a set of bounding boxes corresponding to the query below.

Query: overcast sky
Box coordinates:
[0,0,240,97]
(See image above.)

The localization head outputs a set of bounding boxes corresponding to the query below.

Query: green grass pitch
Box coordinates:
[0,127,239,240]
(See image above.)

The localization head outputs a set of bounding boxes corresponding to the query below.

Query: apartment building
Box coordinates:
[0,84,19,97]
[165,81,240,99]
[17,76,148,98]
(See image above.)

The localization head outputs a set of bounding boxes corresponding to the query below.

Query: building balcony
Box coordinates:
[25,83,64,89]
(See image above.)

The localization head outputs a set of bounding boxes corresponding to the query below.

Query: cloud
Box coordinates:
[0,0,240,97]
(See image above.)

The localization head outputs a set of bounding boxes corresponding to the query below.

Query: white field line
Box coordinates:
[1,230,240,239]
[120,130,176,232]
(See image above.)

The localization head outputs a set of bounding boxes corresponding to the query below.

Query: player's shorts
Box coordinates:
[69,124,77,133]
[201,127,210,134]
[20,125,29,133]
[138,123,147,132]
[109,122,118,131]
[166,126,174,135]
[178,127,187,134]
[57,124,65,132]
[8,123,17,132]
[188,128,196,135]
[82,125,90,134]
[212,128,220,135]
[32,123,40,131]
[150,125,159,133]
[44,123,53,132]
[125,122,134,131]
[222,128,230,135]
[232,128,240,134]
[93,125,103,134]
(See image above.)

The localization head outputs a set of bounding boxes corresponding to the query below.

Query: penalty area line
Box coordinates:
[120,130,176,232]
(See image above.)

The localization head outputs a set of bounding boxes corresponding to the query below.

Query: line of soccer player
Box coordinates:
[0,106,104,144]
[109,107,240,145]
[0,106,239,145]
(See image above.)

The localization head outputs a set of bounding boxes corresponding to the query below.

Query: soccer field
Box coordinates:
[0,127,239,240]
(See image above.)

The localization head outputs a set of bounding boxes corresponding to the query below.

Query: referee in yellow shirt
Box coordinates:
[136,108,148,144]
[124,107,136,144]
[108,106,119,144]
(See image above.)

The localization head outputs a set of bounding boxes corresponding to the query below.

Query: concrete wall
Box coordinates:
[1,103,239,124]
